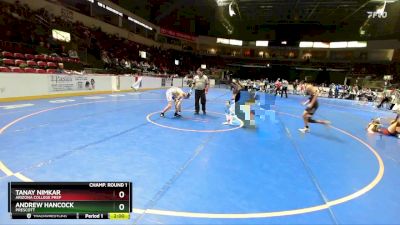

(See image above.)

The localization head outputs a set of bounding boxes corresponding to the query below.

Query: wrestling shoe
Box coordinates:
[298,127,310,133]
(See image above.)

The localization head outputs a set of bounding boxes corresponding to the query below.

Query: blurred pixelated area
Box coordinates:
[235,91,277,128]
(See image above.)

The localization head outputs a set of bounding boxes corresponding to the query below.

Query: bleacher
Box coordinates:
[0,49,81,74]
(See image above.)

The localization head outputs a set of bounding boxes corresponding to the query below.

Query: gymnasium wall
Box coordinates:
[0,73,215,101]
[0,73,113,99]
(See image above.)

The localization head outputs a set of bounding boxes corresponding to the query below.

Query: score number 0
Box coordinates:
[119,191,125,211]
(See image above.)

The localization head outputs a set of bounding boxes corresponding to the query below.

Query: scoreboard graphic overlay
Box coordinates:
[8,182,132,220]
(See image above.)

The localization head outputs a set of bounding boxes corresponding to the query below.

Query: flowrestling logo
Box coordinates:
[367,11,388,18]
[367,0,392,19]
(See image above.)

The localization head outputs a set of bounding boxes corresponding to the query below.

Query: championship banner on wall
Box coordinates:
[48,75,96,92]
[160,28,197,42]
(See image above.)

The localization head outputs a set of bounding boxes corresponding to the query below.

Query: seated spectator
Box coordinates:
[68,49,79,58]
[119,58,126,68]
[36,41,51,54]
[125,60,131,69]
[49,52,59,57]
[56,63,70,74]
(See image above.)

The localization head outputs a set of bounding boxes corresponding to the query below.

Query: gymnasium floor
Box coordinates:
[0,88,399,225]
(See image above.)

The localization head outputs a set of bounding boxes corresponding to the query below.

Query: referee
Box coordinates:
[193,68,209,115]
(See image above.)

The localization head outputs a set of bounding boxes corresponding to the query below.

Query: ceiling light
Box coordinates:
[330,42,348,48]
[256,40,269,47]
[313,42,330,48]
[299,42,313,48]
[347,41,367,48]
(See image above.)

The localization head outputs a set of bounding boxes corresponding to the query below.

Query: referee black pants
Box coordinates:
[195,89,206,113]
[281,87,288,98]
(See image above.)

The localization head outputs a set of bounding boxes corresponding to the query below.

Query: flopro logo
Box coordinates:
[367,11,388,18]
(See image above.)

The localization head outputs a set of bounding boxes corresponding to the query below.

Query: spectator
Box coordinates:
[281,79,289,98]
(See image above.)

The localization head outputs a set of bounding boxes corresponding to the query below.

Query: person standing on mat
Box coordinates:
[293,79,298,95]
[223,79,244,125]
[193,68,209,115]
[231,79,243,103]
[281,79,289,98]
[299,83,331,133]
[274,78,282,96]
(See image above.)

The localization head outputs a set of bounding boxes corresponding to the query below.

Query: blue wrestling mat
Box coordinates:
[0,88,399,225]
